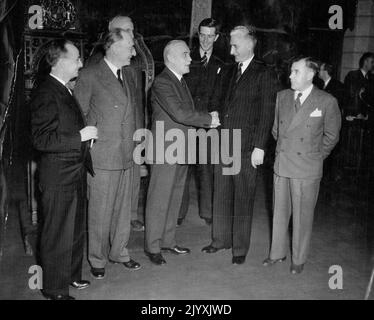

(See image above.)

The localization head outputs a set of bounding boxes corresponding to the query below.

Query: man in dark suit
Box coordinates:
[318,63,345,110]
[85,15,146,232]
[344,52,374,119]
[178,18,225,226]
[263,56,341,274]
[74,29,140,279]
[30,39,97,299]
[318,62,345,183]
[144,40,220,265]
[202,25,278,265]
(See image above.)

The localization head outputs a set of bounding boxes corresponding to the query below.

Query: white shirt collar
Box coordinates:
[294,84,314,105]
[240,54,255,73]
[324,77,331,88]
[168,67,183,81]
[104,57,121,78]
[360,69,368,78]
[49,73,67,86]
[199,48,212,62]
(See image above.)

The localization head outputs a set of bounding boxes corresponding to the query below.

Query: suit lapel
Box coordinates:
[165,67,194,109]
[98,59,129,104]
[287,87,318,132]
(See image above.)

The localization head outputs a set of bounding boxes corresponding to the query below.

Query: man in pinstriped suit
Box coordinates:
[202,25,279,264]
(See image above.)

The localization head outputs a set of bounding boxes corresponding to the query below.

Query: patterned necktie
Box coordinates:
[294,92,302,112]
[116,69,123,87]
[236,62,243,83]
[201,52,208,67]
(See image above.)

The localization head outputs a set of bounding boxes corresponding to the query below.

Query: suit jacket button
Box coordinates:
[297,152,301,155]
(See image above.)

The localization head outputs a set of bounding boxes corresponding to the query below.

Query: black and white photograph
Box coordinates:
[0,0,374,305]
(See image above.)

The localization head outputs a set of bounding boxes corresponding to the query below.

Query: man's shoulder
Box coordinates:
[277,88,293,98]
[313,87,337,106]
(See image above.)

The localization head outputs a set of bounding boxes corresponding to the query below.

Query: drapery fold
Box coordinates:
[0,0,19,260]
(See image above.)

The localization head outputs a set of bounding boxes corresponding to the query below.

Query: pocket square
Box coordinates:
[310,108,322,117]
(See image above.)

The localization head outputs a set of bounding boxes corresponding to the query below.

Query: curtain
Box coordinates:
[0,0,19,261]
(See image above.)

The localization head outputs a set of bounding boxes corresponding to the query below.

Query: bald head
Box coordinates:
[164,40,191,76]
[108,16,134,38]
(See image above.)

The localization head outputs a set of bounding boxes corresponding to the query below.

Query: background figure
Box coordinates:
[344,52,374,120]
[178,18,226,227]
[74,28,141,280]
[30,39,96,299]
[202,25,278,265]
[318,62,345,186]
[85,15,146,232]
[144,40,219,265]
[264,56,341,274]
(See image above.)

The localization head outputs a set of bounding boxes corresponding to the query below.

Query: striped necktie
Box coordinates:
[201,52,208,67]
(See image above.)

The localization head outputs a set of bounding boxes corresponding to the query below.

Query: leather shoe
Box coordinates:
[131,220,145,232]
[70,280,90,290]
[43,292,75,300]
[262,256,287,266]
[161,246,190,255]
[145,251,166,265]
[90,267,105,279]
[201,244,226,253]
[123,259,141,270]
[290,263,304,274]
[232,256,246,265]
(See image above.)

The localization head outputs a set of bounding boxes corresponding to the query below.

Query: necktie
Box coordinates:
[236,62,243,83]
[116,69,123,87]
[180,77,187,88]
[294,92,302,112]
[201,52,208,67]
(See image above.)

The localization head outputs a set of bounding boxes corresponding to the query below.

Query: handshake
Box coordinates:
[209,111,221,128]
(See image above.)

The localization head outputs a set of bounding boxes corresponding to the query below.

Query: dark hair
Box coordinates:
[103,28,130,51]
[321,62,333,76]
[292,56,319,74]
[359,52,374,69]
[198,18,220,33]
[46,39,72,67]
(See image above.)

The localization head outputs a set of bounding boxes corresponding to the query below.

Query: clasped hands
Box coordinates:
[210,111,221,128]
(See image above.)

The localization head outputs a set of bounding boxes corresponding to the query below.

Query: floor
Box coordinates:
[0,166,373,300]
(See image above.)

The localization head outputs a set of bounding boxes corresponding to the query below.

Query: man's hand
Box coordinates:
[80,126,98,142]
[210,111,221,128]
[251,148,264,168]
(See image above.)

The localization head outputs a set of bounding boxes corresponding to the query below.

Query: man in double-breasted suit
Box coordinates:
[74,29,141,279]
[30,40,97,299]
[144,40,220,265]
[202,26,279,265]
[263,56,341,274]
[85,15,146,232]
[178,18,226,226]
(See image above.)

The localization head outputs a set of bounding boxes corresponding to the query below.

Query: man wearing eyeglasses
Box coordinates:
[177,18,225,227]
